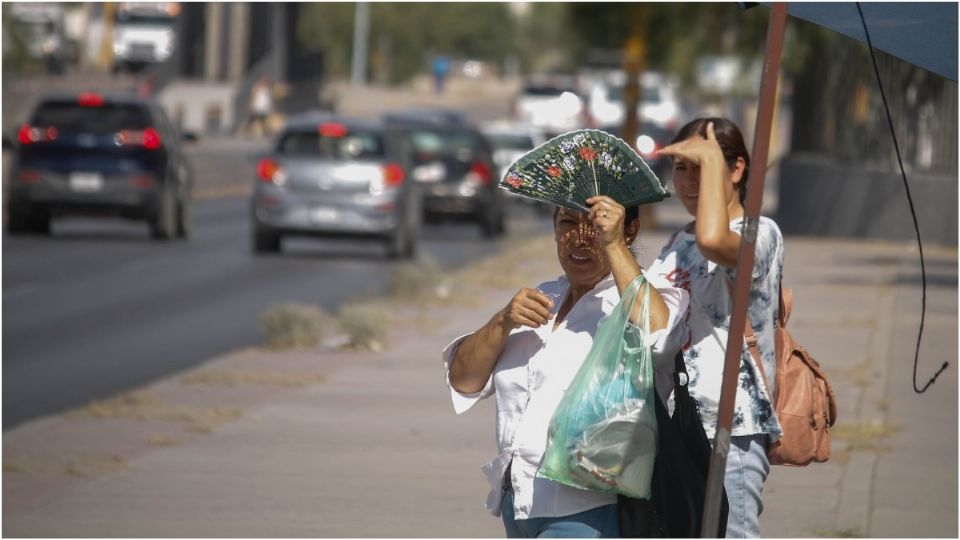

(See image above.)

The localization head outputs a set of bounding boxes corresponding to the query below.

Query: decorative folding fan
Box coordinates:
[499,129,669,212]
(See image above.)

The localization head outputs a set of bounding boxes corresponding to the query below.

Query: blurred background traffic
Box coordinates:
[2,2,957,427]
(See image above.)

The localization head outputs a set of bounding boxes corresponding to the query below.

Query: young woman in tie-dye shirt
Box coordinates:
[648,117,783,538]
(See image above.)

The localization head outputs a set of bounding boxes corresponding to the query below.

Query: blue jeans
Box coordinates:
[500,487,619,538]
[723,434,770,538]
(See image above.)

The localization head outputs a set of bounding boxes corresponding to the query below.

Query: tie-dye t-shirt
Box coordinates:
[648,216,783,439]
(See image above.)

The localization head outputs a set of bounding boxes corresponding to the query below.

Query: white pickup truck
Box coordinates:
[112,2,177,73]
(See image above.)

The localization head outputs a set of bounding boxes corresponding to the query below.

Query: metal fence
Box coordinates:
[789,36,958,176]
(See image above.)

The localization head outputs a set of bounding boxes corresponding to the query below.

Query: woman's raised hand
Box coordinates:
[585,195,627,250]
[499,288,555,330]
[657,120,723,166]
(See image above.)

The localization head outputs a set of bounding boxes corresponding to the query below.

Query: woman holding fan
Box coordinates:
[440,129,688,538]
[650,117,784,538]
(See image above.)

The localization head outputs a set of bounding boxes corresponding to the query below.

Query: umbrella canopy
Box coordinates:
[760,2,957,81]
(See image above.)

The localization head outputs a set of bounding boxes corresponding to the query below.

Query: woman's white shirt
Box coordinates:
[441,273,688,520]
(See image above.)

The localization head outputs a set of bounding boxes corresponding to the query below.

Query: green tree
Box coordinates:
[297,2,518,84]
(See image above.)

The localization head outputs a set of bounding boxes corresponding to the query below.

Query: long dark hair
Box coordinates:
[671,117,751,204]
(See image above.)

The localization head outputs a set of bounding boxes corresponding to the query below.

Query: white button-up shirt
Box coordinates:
[442,274,688,520]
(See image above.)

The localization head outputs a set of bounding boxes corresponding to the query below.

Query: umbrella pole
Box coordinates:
[699,3,788,537]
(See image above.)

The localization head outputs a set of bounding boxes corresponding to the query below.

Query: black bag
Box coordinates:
[618,353,729,538]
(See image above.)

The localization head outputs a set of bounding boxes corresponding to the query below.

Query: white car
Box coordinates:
[479,121,547,182]
[589,71,681,130]
[512,77,588,137]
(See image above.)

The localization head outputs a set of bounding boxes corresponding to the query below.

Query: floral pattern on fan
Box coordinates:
[500,129,669,212]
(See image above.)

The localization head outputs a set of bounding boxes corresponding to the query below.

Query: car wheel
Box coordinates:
[150,186,177,240]
[8,208,50,235]
[253,227,282,254]
[480,204,506,238]
[175,197,191,239]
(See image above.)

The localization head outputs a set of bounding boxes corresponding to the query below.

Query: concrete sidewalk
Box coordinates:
[4,212,957,537]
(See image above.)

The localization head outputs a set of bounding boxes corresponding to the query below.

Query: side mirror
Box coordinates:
[2,135,13,151]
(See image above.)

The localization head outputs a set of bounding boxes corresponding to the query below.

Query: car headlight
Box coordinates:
[113,42,128,56]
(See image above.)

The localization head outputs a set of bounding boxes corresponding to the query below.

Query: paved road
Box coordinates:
[2,195,553,429]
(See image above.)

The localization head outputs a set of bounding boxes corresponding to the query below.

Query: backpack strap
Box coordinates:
[725,277,780,390]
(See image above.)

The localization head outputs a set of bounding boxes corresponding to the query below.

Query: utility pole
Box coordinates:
[622,5,655,230]
[699,3,788,537]
[98,2,115,70]
[351,2,370,86]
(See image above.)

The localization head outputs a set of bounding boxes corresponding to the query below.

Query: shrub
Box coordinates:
[259,303,336,350]
[338,303,389,351]
[390,256,450,300]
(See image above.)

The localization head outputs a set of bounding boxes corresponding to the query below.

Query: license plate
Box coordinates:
[309,207,338,223]
[69,172,103,192]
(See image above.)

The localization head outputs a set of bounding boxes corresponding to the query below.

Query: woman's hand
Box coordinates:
[657,120,724,167]
[499,288,555,330]
[585,195,628,251]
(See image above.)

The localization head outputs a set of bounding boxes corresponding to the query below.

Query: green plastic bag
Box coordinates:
[537,275,658,499]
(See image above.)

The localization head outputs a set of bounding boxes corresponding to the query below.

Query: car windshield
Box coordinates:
[116,13,174,26]
[278,130,385,159]
[408,130,479,162]
[606,85,662,103]
[32,102,151,133]
[522,85,576,97]
[485,133,535,151]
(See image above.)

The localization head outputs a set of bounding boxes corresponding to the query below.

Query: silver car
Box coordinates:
[251,115,419,258]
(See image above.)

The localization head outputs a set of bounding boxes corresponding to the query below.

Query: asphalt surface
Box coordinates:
[2,195,553,429]
[2,72,525,429]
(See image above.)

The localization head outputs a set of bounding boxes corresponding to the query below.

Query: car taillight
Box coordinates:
[18,124,58,144]
[17,170,41,183]
[116,128,162,150]
[469,160,493,185]
[319,122,348,137]
[78,93,105,107]
[257,158,284,184]
[382,163,405,187]
[142,128,161,150]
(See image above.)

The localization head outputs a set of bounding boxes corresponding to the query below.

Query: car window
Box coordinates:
[485,133,535,151]
[408,130,479,162]
[522,85,575,97]
[32,102,152,133]
[278,130,385,159]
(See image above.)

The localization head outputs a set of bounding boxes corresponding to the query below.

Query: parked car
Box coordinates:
[512,75,588,137]
[589,71,682,131]
[251,114,420,258]
[384,109,505,237]
[8,92,192,239]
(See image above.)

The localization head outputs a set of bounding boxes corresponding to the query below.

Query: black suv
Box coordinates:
[8,92,192,240]
[384,109,505,237]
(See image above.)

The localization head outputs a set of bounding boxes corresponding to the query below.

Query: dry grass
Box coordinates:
[260,303,338,351]
[146,434,184,447]
[389,257,452,303]
[815,526,865,537]
[180,370,326,388]
[338,302,389,351]
[3,455,127,477]
[70,391,241,432]
[832,420,900,452]
[839,358,875,388]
